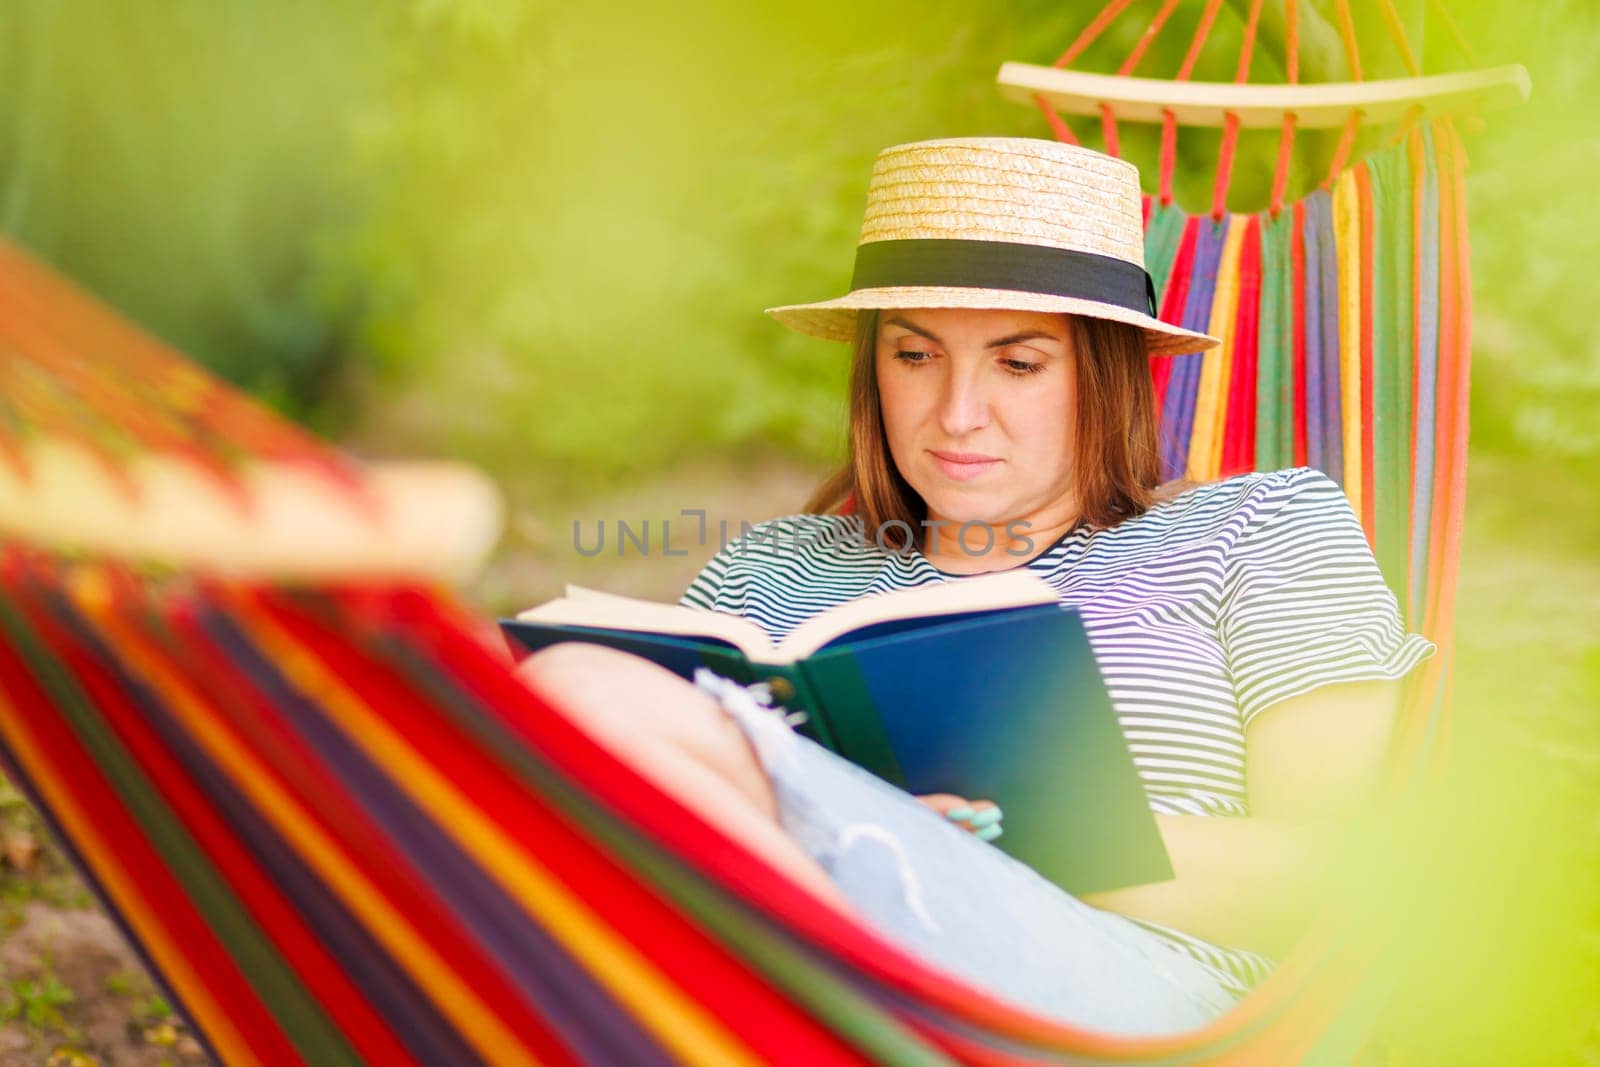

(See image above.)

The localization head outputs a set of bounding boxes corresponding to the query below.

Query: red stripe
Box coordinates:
[1221,215,1263,476]
[248,587,876,1066]
[1356,165,1378,550]
[1424,122,1459,645]
[15,585,424,1067]
[1240,215,1263,472]
[0,582,307,1067]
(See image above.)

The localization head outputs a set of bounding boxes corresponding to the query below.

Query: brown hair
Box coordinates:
[803,307,1184,544]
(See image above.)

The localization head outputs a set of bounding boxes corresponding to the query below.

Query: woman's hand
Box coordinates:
[916,793,1004,841]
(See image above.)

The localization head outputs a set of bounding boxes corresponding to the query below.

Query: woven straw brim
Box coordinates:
[765,286,1221,358]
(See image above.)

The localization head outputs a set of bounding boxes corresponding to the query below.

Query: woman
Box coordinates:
[520,137,1435,1036]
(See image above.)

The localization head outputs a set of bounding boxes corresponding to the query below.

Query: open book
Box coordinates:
[518,570,1058,662]
[501,571,1172,895]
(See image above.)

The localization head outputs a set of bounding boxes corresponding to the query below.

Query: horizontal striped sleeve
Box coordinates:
[1219,469,1436,729]
[679,546,732,610]
[678,528,762,613]
[678,514,874,620]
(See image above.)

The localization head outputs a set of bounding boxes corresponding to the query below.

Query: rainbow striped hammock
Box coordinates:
[0,12,1489,1062]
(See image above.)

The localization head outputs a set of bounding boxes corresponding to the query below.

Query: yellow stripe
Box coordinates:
[1332,168,1364,517]
[230,594,766,1067]
[0,688,266,1067]
[74,592,547,1067]
[1187,215,1248,481]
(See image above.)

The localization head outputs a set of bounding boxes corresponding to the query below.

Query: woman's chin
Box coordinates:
[917,488,1010,526]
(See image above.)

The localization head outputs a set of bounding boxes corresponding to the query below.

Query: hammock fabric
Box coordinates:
[0,4,1478,1062]
[0,239,363,509]
[1143,117,1469,677]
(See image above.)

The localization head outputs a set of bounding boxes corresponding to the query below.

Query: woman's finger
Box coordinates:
[915,792,972,817]
[967,804,1003,829]
[958,801,1004,840]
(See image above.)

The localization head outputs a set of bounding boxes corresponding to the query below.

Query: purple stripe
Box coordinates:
[1301,196,1324,474]
[1410,122,1443,616]
[1299,190,1342,486]
[204,610,676,1067]
[1314,188,1346,486]
[1160,217,1228,477]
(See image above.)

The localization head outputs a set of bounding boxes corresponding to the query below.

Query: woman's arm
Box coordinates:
[1076,677,1402,959]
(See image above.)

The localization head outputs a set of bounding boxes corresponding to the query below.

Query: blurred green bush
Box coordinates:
[0,0,1592,487]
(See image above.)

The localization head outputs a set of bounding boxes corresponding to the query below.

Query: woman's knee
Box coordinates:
[520,642,698,726]
[516,643,772,803]
[517,641,635,699]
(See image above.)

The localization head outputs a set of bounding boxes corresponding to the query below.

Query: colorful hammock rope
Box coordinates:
[0,242,364,512]
[1145,118,1471,655]
[0,556,1439,1066]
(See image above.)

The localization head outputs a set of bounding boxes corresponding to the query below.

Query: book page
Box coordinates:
[777,570,1059,660]
[562,584,655,604]
[522,571,1058,665]
[517,589,778,660]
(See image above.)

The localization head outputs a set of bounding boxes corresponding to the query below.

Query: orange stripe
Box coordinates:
[1356,165,1378,550]
[1332,167,1364,523]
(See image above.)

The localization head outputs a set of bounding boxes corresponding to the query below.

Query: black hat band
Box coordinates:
[850,238,1158,318]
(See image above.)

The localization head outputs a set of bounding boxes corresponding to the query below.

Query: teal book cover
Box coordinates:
[501,600,1172,895]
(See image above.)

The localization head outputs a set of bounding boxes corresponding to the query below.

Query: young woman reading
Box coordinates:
[518,138,1433,1036]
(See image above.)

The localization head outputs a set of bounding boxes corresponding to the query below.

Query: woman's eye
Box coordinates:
[892,349,934,365]
[1002,358,1045,376]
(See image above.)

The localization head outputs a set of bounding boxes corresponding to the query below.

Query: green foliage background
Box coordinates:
[7,1,1592,491]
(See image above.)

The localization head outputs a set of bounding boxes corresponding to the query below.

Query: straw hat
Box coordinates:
[765,137,1221,358]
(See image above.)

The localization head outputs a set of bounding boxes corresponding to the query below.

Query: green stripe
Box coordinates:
[1256,208,1296,470]
[0,593,364,1066]
[1144,200,1187,307]
[1369,143,1413,603]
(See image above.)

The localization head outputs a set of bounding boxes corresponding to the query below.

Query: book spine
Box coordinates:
[695,653,838,752]
[796,653,907,788]
[773,665,837,751]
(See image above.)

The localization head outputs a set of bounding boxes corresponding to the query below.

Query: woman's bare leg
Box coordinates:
[516,642,851,911]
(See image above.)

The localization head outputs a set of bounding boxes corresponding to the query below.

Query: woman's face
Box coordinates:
[875,307,1079,533]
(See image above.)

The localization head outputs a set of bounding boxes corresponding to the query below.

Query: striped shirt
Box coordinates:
[679,465,1435,995]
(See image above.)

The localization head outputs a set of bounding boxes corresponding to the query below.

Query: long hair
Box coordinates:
[803,307,1183,542]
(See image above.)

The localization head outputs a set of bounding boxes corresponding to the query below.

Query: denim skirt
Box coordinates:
[692,668,1242,1038]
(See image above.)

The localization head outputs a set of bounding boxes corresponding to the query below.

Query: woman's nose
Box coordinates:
[937,364,990,437]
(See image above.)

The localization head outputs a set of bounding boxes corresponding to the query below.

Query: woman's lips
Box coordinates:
[928,450,1002,481]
